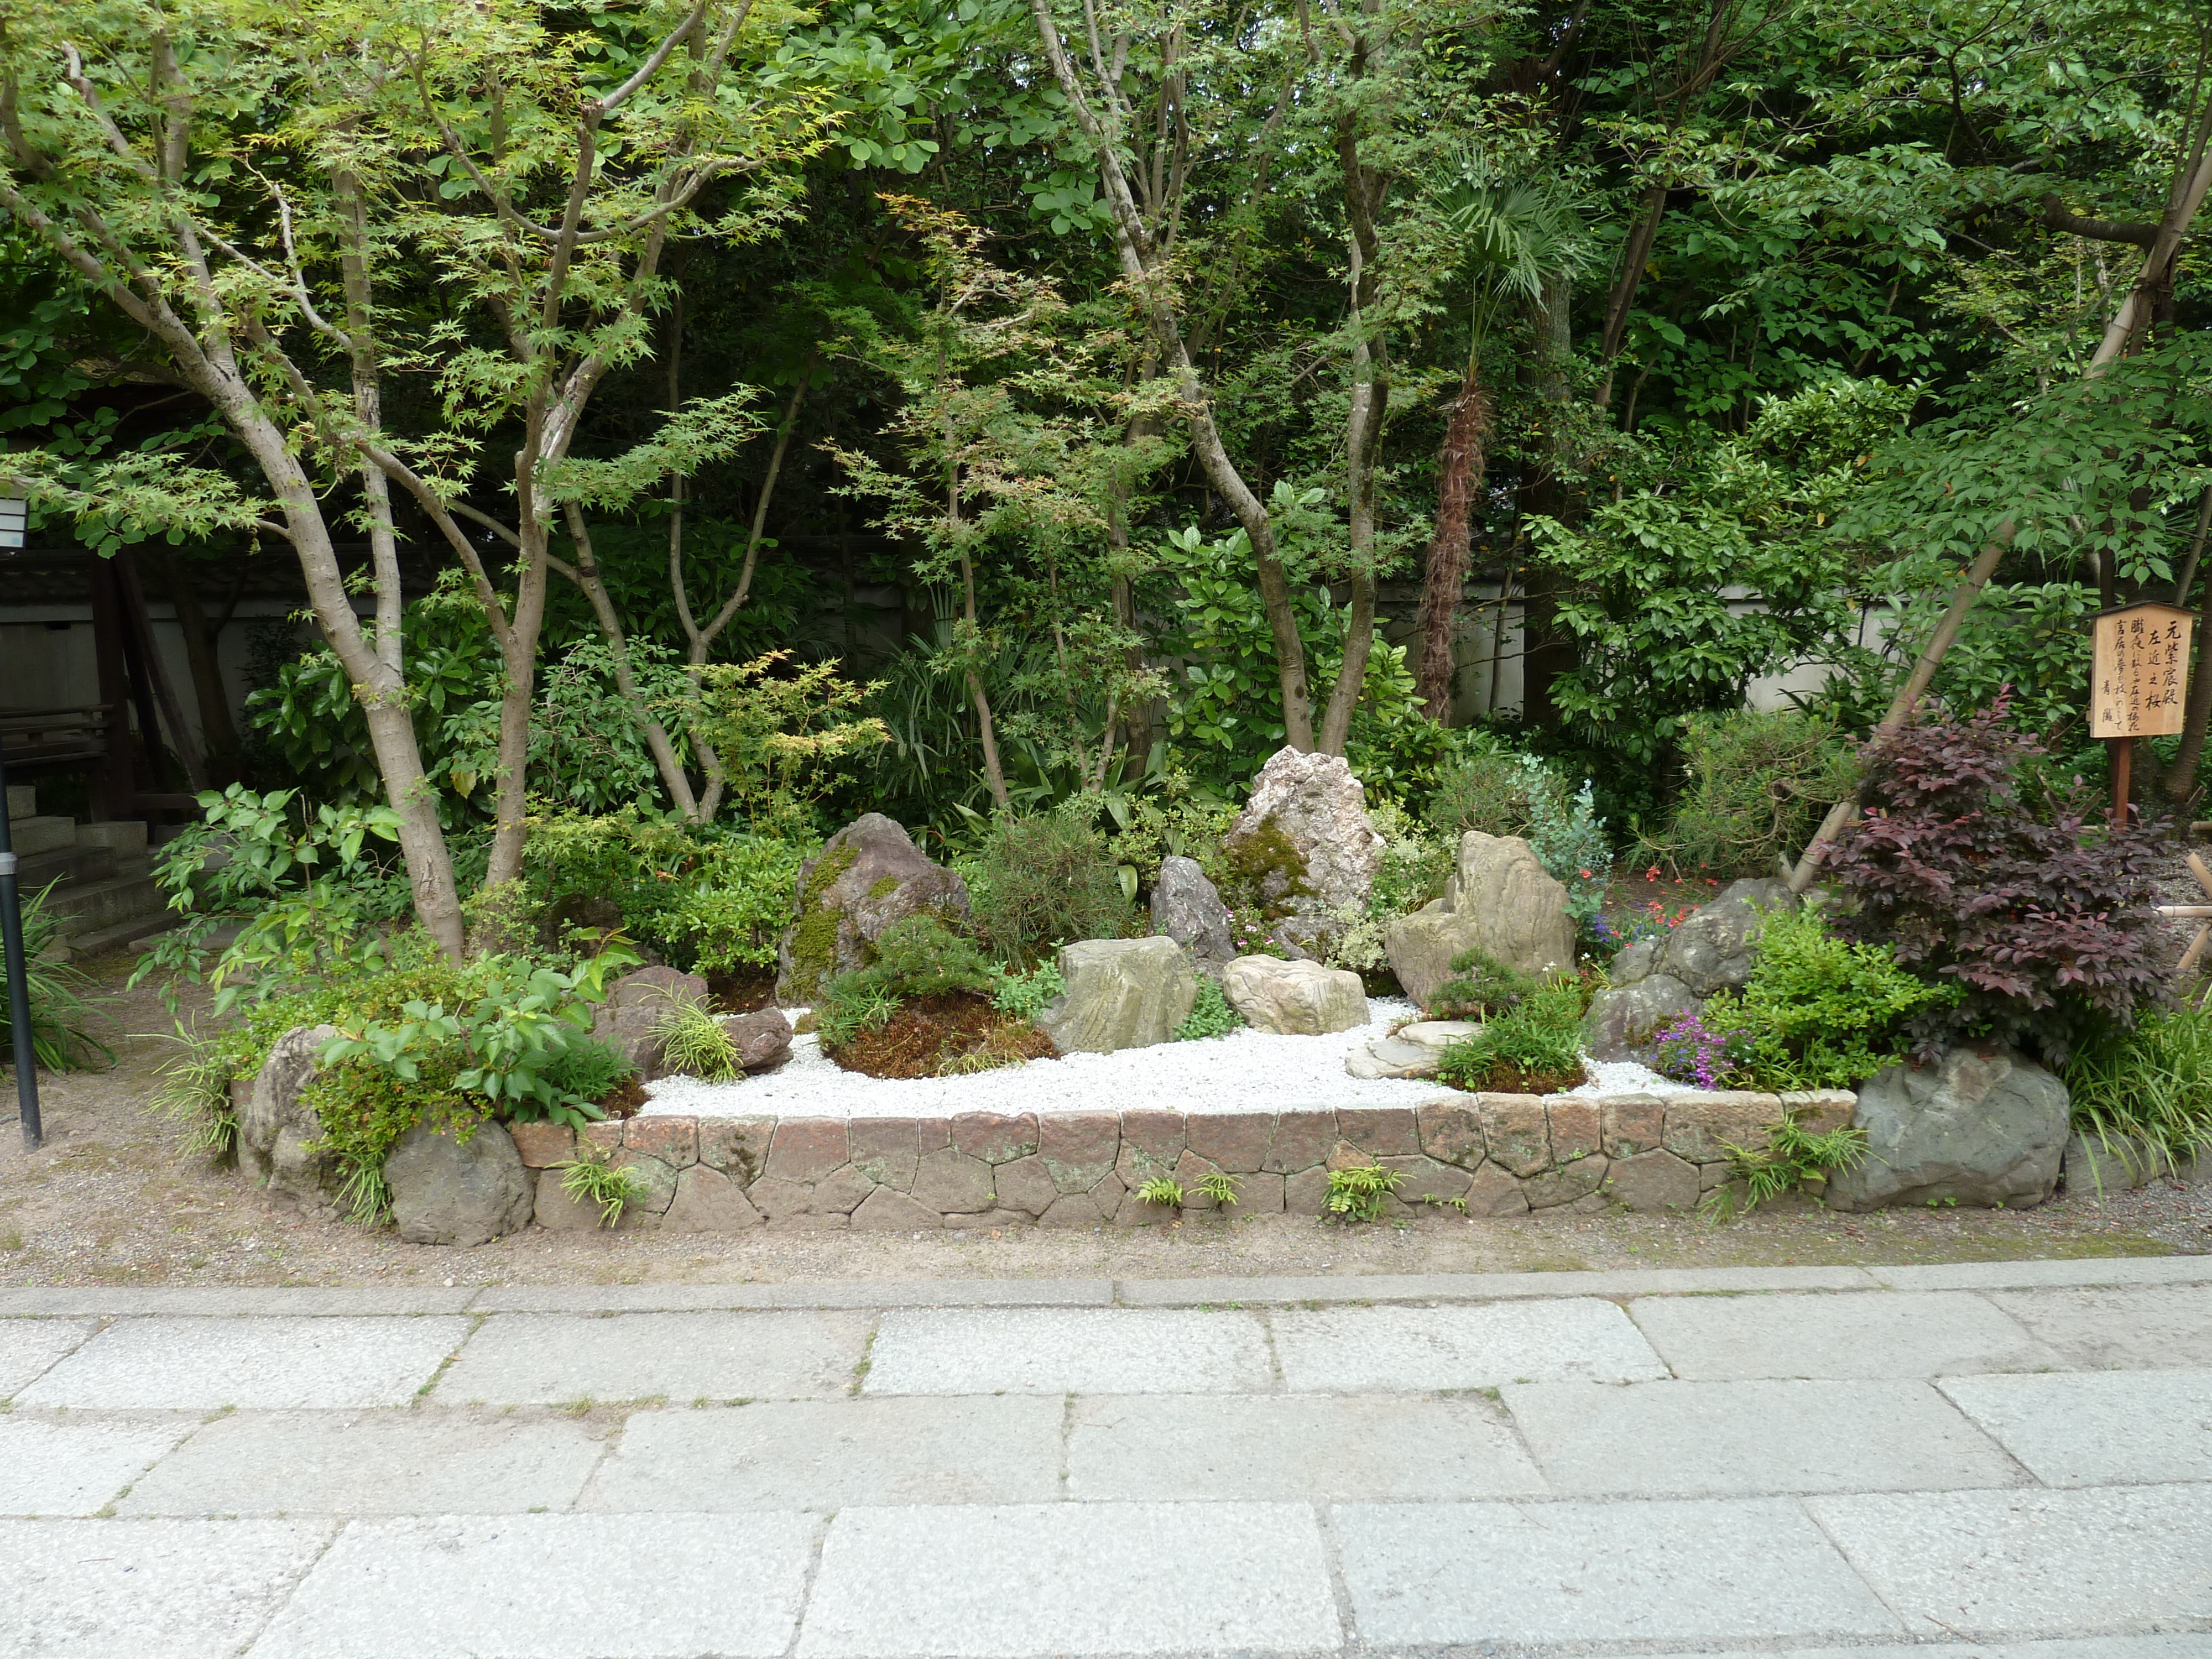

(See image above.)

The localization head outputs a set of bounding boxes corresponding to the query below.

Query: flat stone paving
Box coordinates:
[0,1258,2206,1658]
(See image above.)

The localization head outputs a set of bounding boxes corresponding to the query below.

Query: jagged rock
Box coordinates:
[238,1025,343,1220]
[1581,973,1699,1063]
[721,1008,794,1072]
[1223,747,1385,925]
[1151,856,1237,973]
[1825,1046,2069,1212]
[1222,956,1369,1036]
[1039,937,1198,1055]
[1345,1020,1479,1080]
[383,1121,534,1246]
[1385,833,1575,1009]
[1650,878,1796,998]
[776,813,972,1003]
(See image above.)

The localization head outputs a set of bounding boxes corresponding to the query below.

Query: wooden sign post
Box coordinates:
[2091,600,2194,822]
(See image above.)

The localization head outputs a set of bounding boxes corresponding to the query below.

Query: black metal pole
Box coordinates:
[0,734,41,1151]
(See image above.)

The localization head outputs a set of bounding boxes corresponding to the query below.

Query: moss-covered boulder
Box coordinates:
[775,813,972,1003]
[1222,747,1384,946]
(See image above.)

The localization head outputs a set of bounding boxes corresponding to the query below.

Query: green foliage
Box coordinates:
[970,803,1133,969]
[813,916,997,1048]
[1427,743,1609,928]
[1104,793,1238,893]
[1426,950,1542,1020]
[1328,804,1452,976]
[1703,1113,1871,1223]
[988,959,1065,1022]
[1435,978,1588,1088]
[1640,710,1857,880]
[0,883,110,1072]
[558,1144,645,1229]
[1136,1175,1185,1207]
[146,1030,241,1159]
[2065,1008,2212,1166]
[691,651,893,837]
[654,1000,744,1083]
[538,1036,634,1105]
[1324,1163,1404,1224]
[1175,975,1246,1042]
[1196,1170,1240,1207]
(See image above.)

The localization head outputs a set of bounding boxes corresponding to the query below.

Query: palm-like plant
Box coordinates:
[1415,167,1592,719]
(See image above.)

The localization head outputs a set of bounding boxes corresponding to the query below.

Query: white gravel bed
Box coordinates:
[641,998,1693,1119]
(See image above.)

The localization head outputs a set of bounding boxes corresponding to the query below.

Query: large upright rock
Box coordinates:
[1223,747,1384,922]
[1039,937,1198,1055]
[1385,833,1575,1010]
[384,1121,535,1246]
[1825,1046,2069,1212]
[1151,856,1237,974]
[776,813,972,1002]
[1580,877,1797,1061]
[1222,956,1369,1036]
[238,1024,343,1220]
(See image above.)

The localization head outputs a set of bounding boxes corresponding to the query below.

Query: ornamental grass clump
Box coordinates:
[1436,976,1588,1093]
[2065,1006,2212,1167]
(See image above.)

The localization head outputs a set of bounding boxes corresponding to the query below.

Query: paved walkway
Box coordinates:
[1,1258,2208,1658]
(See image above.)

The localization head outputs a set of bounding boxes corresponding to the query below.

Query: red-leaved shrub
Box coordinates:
[1824,701,2167,1066]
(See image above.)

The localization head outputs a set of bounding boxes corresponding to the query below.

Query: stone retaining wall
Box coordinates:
[514,1090,1856,1232]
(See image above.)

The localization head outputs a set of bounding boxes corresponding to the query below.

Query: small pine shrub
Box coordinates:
[815,916,998,1052]
[972,804,1134,968]
[1175,975,1246,1041]
[1425,948,1542,1019]
[1639,708,1855,879]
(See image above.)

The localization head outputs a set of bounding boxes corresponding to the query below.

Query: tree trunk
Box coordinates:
[1594,181,1668,409]
[1414,373,1491,719]
[560,506,702,817]
[485,512,551,892]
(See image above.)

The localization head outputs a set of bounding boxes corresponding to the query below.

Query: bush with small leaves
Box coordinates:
[1324,1163,1404,1224]
[1175,975,1246,1041]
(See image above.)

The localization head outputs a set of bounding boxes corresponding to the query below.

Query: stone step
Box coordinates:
[17,843,118,893]
[76,820,149,857]
[7,815,78,857]
[45,871,169,934]
[4,782,33,819]
[64,906,184,960]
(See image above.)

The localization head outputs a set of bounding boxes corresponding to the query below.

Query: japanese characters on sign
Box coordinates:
[2091,602,2193,739]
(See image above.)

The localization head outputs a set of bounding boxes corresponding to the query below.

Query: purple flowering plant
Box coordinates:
[1647,1006,1756,1089]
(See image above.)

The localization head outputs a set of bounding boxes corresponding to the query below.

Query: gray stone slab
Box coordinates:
[1334,1496,1901,1645]
[1989,1285,2212,1369]
[862,1308,1271,1395]
[1874,1257,2212,1292]
[118,1408,606,1516]
[472,1277,1113,1312]
[585,1396,1063,1510]
[0,1288,478,1317]
[15,1317,472,1409]
[1939,1371,2212,1486]
[1809,1485,2212,1638]
[797,1501,1339,1657]
[1504,1378,2030,1495]
[1270,1299,1668,1391]
[0,1320,97,1396]
[0,1516,330,1657]
[1113,1265,1880,1305]
[1067,1392,1545,1501]
[250,1512,816,1658]
[431,1310,872,1404]
[0,1415,196,1516]
[1630,1291,2059,1379]
[1628,1642,2212,1659]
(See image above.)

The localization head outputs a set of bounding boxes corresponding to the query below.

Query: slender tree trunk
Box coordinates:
[1594,182,1667,409]
[486,508,551,891]
[559,507,702,817]
[1415,372,1491,719]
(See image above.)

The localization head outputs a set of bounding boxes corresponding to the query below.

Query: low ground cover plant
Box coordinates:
[1324,1162,1404,1223]
[813,916,1054,1078]
[1435,976,1588,1093]
[1175,975,1245,1041]
[1,884,110,1072]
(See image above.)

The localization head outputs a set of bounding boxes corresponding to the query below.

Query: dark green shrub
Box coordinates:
[1638,708,1855,879]
[539,1035,635,1103]
[1425,948,1542,1019]
[1436,978,1587,1090]
[970,804,1134,968]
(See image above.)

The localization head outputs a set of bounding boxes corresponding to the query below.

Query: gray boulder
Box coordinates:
[1825,1046,2070,1212]
[721,1008,794,1072]
[1039,937,1198,1055]
[238,1024,343,1220]
[589,966,710,1081]
[1151,856,1237,973]
[1582,973,1698,1063]
[1385,833,1575,1009]
[384,1121,535,1246]
[1649,878,1796,998]
[1223,747,1385,922]
[777,813,972,1002]
[1221,956,1369,1036]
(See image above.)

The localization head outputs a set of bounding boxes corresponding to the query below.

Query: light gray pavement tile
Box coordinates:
[1874,1257,2212,1292]
[14,1317,472,1409]
[1938,1371,2212,1487]
[0,1415,197,1516]
[1502,1378,2031,1496]
[0,1517,331,1658]
[1334,1495,1901,1645]
[0,1320,97,1395]
[0,1289,477,1317]
[1270,1299,1668,1391]
[1629,1291,2059,1379]
[862,1307,1271,1396]
[1627,1642,2212,1659]
[118,1408,607,1516]
[473,1277,1112,1312]
[1809,1485,2212,1639]
[1989,1286,2212,1370]
[431,1310,871,1404]
[1115,1266,1881,1305]
[797,1501,1339,1658]
[585,1396,1063,1510]
[248,1512,816,1659]
[1066,1392,1546,1501]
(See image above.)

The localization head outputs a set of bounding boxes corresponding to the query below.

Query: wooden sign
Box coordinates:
[2091,601,2193,739]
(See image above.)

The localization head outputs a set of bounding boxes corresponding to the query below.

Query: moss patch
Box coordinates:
[1223,814,1313,917]
[786,842,860,1000]
[867,875,901,900]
